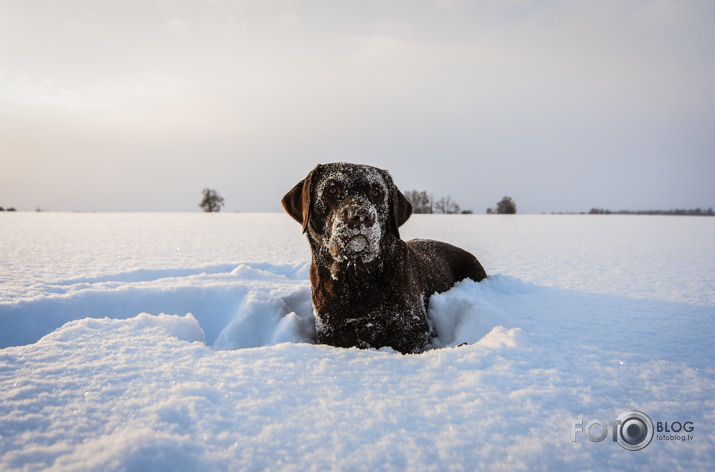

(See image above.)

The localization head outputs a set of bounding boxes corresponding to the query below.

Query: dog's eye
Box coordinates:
[327,185,339,196]
[370,188,383,200]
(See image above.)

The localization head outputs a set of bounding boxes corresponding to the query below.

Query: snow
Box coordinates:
[1,212,714,471]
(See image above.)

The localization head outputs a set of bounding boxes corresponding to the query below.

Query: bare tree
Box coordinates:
[199,189,225,213]
[404,190,421,213]
[420,191,431,214]
[446,196,460,214]
[434,196,446,214]
[404,190,433,214]
[434,195,461,214]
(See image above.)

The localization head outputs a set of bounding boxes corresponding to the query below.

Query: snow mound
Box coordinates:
[477,326,527,349]
[42,313,206,345]
[213,286,315,349]
[428,278,510,347]
[0,262,311,349]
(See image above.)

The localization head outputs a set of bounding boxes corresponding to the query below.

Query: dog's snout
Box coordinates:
[346,206,375,229]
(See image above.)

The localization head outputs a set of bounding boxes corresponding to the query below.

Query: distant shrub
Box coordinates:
[199,189,225,213]
[496,197,517,214]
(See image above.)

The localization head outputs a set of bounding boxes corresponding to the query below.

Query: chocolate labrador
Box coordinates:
[282,162,486,353]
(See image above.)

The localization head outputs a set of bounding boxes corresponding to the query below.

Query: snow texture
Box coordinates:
[1,212,714,471]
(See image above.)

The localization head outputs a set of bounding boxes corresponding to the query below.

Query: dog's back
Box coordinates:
[406,239,487,302]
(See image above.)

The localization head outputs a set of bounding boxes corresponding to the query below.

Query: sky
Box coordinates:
[1,0,714,214]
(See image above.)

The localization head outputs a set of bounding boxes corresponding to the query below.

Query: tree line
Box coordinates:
[403,191,471,214]
[404,192,517,215]
[587,207,714,216]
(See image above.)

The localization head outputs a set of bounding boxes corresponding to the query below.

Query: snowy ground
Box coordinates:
[1,212,713,471]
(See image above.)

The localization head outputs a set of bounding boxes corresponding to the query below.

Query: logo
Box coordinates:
[571,410,694,451]
[614,410,654,451]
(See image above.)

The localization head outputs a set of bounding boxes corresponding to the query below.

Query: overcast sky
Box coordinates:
[1,0,713,213]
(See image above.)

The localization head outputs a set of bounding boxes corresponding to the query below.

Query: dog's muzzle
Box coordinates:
[327,203,381,261]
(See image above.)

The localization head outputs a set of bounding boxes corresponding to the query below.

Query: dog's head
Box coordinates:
[282,163,412,264]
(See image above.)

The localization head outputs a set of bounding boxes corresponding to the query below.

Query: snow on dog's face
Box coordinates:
[316,165,386,263]
[282,162,413,266]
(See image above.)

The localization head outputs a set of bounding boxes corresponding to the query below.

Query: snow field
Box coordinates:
[1,213,714,470]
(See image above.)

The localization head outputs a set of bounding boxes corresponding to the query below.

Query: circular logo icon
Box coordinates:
[616,410,654,451]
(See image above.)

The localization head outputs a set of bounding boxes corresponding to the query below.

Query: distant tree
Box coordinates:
[446,196,459,214]
[435,195,461,214]
[434,196,446,214]
[404,190,434,214]
[0,206,4,211]
[404,190,422,213]
[404,190,417,208]
[496,196,516,214]
[199,189,225,213]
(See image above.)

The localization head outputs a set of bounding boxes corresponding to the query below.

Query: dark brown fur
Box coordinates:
[282,163,486,353]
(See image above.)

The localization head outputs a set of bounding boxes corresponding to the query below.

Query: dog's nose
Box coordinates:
[354,207,368,220]
[346,207,374,229]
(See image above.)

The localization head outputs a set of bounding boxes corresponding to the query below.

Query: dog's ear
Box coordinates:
[390,182,412,239]
[282,165,319,234]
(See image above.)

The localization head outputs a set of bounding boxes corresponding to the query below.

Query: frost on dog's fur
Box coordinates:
[308,164,390,278]
[328,215,382,264]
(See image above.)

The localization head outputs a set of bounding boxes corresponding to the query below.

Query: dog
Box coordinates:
[282,162,487,353]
